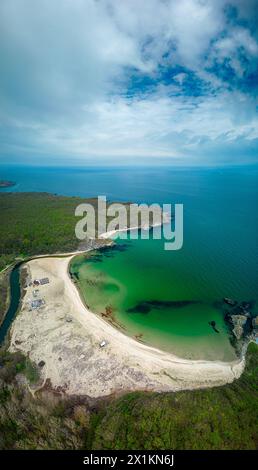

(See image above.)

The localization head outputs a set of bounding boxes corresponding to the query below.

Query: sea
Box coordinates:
[1,163,257,360]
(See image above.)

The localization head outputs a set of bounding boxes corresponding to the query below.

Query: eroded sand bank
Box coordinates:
[9,256,245,397]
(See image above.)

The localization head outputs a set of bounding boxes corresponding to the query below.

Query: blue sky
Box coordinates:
[0,0,258,166]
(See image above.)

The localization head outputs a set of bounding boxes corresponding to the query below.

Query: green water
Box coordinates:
[69,167,258,361]
[71,232,237,361]
[2,165,257,360]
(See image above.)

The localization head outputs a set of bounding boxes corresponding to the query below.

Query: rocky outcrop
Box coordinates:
[223,298,257,355]
[224,297,237,306]
[230,315,248,340]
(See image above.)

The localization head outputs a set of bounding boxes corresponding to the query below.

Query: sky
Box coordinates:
[0,0,258,167]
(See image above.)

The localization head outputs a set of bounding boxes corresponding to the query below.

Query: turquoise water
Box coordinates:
[1,164,257,359]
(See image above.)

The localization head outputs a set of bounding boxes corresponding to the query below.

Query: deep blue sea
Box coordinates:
[1,164,257,358]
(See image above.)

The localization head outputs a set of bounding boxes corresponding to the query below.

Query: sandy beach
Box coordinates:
[99,211,171,239]
[9,254,245,398]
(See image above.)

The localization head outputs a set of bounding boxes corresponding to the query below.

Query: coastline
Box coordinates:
[99,212,171,239]
[9,250,245,398]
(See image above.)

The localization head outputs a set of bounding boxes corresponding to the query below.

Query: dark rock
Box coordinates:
[223,297,237,306]
[208,321,219,333]
[127,299,200,314]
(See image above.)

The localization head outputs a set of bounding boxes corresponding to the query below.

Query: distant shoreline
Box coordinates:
[0,180,16,188]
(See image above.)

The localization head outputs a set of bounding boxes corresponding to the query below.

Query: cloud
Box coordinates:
[0,0,257,165]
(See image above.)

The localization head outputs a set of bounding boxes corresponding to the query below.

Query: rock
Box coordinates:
[208,321,219,333]
[223,297,237,306]
[241,301,251,309]
[230,315,248,340]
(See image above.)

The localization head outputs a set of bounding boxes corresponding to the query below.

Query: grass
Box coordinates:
[0,343,257,450]
[92,343,258,450]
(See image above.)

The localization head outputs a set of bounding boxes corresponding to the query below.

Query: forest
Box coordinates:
[0,343,257,449]
[0,192,98,271]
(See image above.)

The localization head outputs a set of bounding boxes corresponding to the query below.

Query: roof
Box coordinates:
[39,277,49,285]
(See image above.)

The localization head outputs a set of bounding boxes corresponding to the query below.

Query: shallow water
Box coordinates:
[1,164,258,359]
[71,231,239,361]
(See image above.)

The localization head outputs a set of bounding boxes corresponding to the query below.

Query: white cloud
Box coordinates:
[173,73,188,85]
[0,0,257,164]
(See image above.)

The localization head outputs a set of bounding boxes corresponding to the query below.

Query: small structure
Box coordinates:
[99,340,107,348]
[31,299,45,309]
[33,278,49,286]
[39,277,50,285]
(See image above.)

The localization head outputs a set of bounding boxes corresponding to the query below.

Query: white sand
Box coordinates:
[9,255,245,398]
[100,211,171,239]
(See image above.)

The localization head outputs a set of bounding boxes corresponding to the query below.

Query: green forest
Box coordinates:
[0,192,92,323]
[0,343,257,449]
[0,192,124,322]
[0,192,98,271]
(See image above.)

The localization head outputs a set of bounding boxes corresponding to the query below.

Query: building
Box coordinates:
[31,299,45,309]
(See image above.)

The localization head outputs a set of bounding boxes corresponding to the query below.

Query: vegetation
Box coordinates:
[0,343,257,450]
[0,350,90,450]
[0,192,89,324]
[0,191,155,324]
[0,192,96,271]
[0,192,158,271]
[0,192,128,322]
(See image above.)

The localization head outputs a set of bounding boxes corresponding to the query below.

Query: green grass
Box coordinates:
[0,192,94,270]
[92,343,258,450]
[0,344,257,449]
[15,358,39,384]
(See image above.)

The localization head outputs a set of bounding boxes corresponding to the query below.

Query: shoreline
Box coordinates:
[99,212,171,239]
[9,249,245,397]
[68,255,239,365]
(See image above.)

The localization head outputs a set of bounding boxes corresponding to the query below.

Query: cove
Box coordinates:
[70,230,240,361]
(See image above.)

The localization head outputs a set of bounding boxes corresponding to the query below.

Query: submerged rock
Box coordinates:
[127,299,199,314]
[208,321,219,333]
[223,297,237,306]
